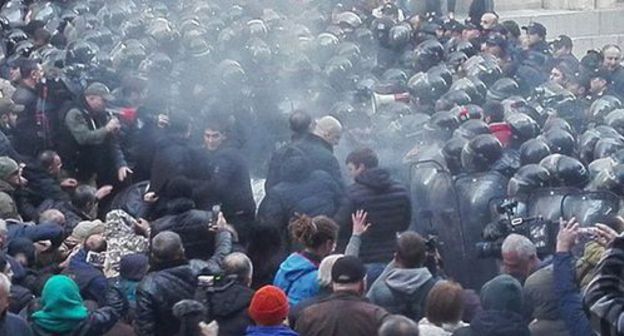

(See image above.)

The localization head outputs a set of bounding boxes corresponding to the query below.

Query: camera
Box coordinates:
[476,199,556,259]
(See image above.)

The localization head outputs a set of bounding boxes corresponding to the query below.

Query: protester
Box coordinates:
[295,255,390,336]
[29,275,124,335]
[418,281,467,335]
[379,315,420,336]
[367,231,438,320]
[273,215,338,306]
[247,285,298,336]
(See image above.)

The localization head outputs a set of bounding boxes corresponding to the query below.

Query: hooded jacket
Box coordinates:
[336,168,410,263]
[453,275,530,336]
[367,262,436,321]
[273,253,319,307]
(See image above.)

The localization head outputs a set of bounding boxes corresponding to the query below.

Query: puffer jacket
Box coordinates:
[336,168,411,263]
[273,253,319,307]
[134,260,198,336]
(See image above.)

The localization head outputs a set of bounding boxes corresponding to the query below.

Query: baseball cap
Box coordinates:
[522,22,547,38]
[550,35,573,50]
[331,255,367,284]
[84,82,114,101]
[0,98,24,115]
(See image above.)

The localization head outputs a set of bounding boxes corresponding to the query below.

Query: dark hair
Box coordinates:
[71,185,98,211]
[289,215,338,248]
[346,148,379,169]
[501,20,520,39]
[19,59,40,79]
[37,150,58,170]
[483,101,504,123]
[395,232,427,268]
[289,110,312,135]
[425,281,465,325]
[203,113,230,134]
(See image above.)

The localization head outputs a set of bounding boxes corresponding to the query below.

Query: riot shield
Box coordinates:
[453,171,509,290]
[561,191,620,226]
[408,159,465,286]
[523,187,580,223]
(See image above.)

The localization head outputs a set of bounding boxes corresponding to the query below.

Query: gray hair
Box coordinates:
[318,254,343,288]
[223,252,253,283]
[378,315,419,336]
[502,233,537,260]
[151,231,185,261]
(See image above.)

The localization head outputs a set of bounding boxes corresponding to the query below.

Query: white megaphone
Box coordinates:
[371,92,410,115]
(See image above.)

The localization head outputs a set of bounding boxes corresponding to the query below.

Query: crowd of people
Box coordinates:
[1,0,624,335]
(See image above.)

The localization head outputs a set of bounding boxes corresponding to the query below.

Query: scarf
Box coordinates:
[31,275,89,333]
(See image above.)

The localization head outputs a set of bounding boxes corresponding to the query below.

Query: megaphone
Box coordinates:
[371,92,410,115]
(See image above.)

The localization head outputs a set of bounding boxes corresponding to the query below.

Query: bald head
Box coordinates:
[313,116,343,146]
[481,13,498,30]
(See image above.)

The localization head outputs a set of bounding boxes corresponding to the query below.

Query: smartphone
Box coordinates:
[86,251,107,268]
[578,227,598,240]
[210,205,221,228]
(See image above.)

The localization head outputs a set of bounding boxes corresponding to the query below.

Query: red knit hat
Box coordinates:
[248,285,289,326]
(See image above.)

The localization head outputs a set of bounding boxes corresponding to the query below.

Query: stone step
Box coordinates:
[496,6,624,56]
[499,6,624,38]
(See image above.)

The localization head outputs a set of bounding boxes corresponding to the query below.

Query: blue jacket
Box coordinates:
[246,325,299,336]
[273,253,319,307]
[66,249,108,306]
[552,252,593,336]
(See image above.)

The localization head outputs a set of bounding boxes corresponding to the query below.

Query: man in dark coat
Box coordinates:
[11,59,44,158]
[194,119,255,243]
[265,110,313,190]
[57,82,131,185]
[135,231,198,336]
[602,44,624,97]
[335,148,411,265]
[295,256,390,336]
[291,115,345,189]
[258,152,343,253]
[201,252,255,336]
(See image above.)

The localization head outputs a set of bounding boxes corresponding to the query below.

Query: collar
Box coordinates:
[149,258,188,272]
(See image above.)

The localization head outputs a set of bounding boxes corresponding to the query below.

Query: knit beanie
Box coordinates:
[70,220,105,243]
[248,285,289,326]
[119,253,149,281]
[480,274,524,314]
[0,156,18,180]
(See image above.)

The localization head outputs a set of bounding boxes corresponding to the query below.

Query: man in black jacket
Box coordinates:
[135,231,198,336]
[336,148,411,267]
[195,119,255,244]
[11,59,44,158]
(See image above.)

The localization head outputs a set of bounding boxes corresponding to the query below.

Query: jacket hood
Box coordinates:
[355,168,393,191]
[279,253,317,282]
[470,310,530,336]
[385,267,432,295]
[245,325,299,336]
